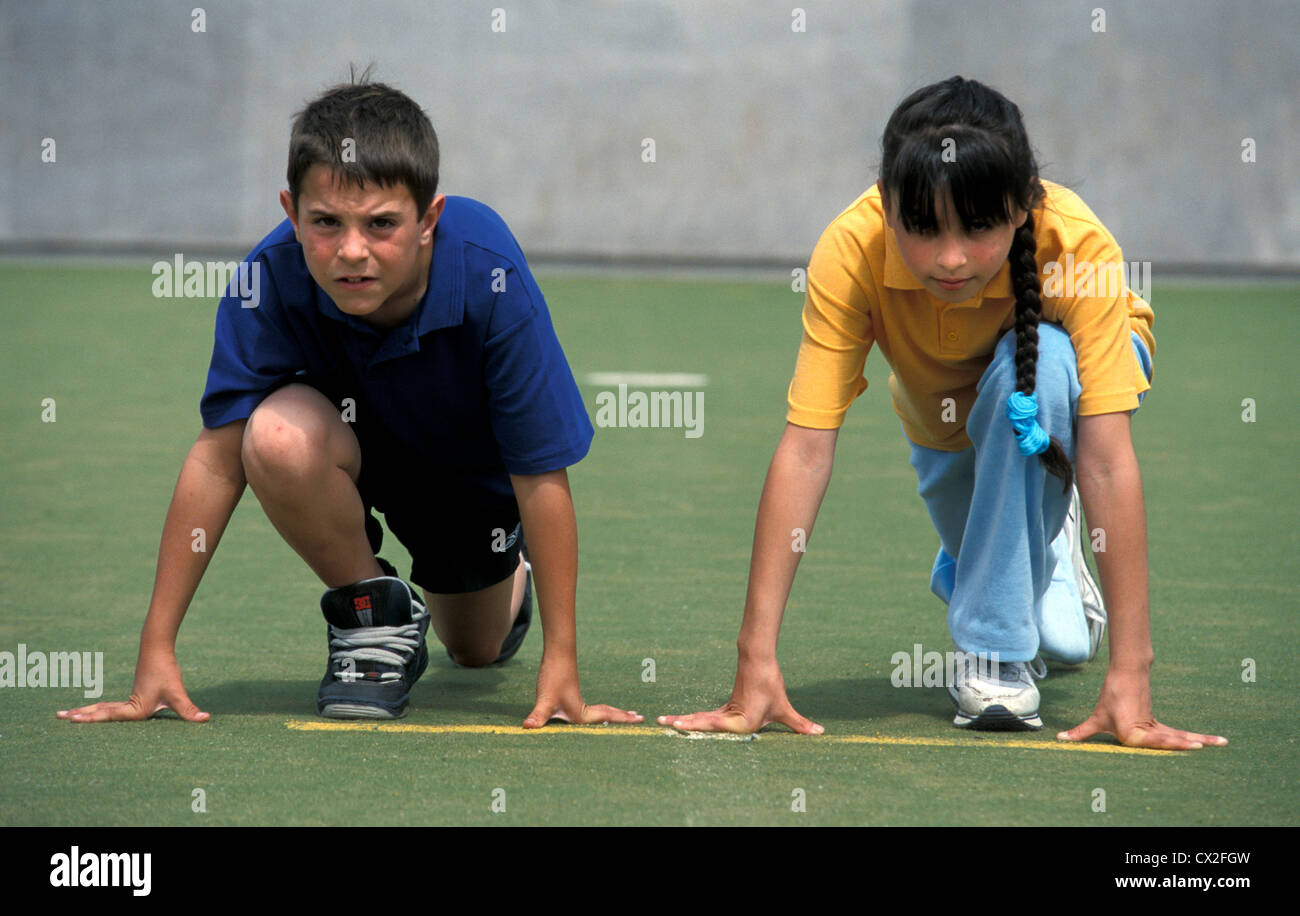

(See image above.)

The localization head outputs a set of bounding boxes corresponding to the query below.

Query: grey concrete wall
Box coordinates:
[3,0,1298,268]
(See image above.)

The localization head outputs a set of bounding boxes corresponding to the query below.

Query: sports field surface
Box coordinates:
[1,263,1296,826]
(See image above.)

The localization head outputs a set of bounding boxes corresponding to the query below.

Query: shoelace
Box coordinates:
[954,656,1046,686]
[328,617,425,683]
[981,659,1044,688]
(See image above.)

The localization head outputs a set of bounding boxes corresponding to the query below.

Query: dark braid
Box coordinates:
[879,77,1073,490]
[1009,208,1073,492]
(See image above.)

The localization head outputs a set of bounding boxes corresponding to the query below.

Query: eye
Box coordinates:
[312,216,338,227]
[967,220,994,233]
[371,217,396,229]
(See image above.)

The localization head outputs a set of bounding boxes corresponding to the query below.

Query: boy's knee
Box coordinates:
[447,645,500,668]
[242,390,339,482]
[243,418,306,481]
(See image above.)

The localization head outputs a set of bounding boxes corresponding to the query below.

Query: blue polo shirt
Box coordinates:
[200,197,593,486]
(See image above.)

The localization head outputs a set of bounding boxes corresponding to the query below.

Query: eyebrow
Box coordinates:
[304,207,406,220]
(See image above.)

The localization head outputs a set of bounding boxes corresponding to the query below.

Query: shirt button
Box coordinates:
[947,332,958,341]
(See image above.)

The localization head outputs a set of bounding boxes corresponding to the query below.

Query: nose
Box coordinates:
[337,227,369,263]
[935,235,967,272]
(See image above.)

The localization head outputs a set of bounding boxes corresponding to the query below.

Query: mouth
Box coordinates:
[935,277,972,291]
[336,275,377,291]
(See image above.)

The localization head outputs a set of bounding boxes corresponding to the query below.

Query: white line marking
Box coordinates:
[584,372,709,387]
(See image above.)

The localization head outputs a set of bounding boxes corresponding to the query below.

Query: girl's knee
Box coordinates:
[981,324,1077,401]
[978,330,1022,400]
[1029,324,1079,400]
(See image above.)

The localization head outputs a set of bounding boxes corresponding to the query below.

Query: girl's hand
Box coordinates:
[1057,666,1226,750]
[657,656,823,735]
[56,646,208,723]
[522,653,643,729]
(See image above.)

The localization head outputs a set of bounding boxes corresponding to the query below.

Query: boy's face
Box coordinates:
[880,181,1026,304]
[280,165,444,329]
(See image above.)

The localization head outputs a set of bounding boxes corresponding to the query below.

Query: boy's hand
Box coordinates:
[1057,666,1225,750]
[56,647,208,724]
[522,655,642,728]
[657,656,823,735]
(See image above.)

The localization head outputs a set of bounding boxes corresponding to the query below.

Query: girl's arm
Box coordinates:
[658,422,838,734]
[1059,411,1226,749]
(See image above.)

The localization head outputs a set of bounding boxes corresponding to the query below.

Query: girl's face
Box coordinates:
[881,184,1027,303]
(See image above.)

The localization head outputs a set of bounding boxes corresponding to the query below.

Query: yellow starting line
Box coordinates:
[285,719,1182,755]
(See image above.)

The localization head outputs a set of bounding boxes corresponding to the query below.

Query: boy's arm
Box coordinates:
[509,468,643,729]
[658,422,836,734]
[1059,411,1226,749]
[58,420,248,723]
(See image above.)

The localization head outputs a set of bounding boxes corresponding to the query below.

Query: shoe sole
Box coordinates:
[952,705,1043,731]
[1080,561,1106,660]
[318,701,408,720]
[947,682,1043,731]
[1069,485,1107,662]
[494,561,532,664]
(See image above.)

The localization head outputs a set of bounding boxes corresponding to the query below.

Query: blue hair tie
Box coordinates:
[1006,392,1049,456]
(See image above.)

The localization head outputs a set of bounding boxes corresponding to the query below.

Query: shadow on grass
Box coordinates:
[786,676,947,727]
[785,664,1095,730]
[189,656,536,720]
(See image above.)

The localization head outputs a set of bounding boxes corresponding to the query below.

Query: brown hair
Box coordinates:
[287,66,439,215]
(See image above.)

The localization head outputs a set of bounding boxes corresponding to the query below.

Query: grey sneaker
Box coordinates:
[947,652,1045,731]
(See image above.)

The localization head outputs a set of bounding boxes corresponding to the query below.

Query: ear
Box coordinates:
[420,194,446,244]
[279,190,299,239]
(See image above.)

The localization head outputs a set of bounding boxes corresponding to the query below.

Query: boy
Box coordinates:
[58,78,641,728]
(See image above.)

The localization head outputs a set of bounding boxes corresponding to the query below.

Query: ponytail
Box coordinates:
[874,76,1071,490]
[1007,210,1073,493]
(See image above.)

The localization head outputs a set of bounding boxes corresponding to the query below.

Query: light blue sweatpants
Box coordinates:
[907,324,1153,663]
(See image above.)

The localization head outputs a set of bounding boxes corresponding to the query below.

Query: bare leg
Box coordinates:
[241,384,382,588]
[426,557,527,666]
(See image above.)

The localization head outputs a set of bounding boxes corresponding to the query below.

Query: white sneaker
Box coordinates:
[1066,484,1106,661]
[947,652,1045,731]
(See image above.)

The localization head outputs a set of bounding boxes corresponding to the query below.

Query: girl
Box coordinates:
[659,77,1225,749]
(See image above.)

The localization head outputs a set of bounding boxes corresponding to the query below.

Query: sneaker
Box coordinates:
[1066,484,1106,661]
[317,574,430,719]
[494,558,532,664]
[947,651,1045,731]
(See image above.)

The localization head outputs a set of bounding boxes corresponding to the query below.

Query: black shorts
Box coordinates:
[274,375,523,594]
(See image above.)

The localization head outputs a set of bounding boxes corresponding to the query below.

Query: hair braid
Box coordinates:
[1009,212,1073,492]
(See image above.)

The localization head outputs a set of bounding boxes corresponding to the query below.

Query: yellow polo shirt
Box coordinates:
[787,181,1155,451]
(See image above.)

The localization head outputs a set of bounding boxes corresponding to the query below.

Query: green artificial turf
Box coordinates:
[0,264,1295,825]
